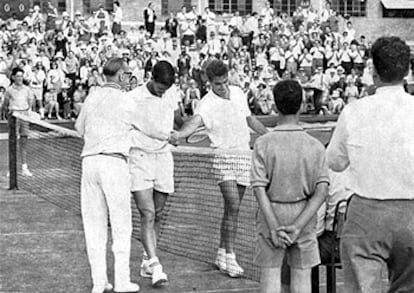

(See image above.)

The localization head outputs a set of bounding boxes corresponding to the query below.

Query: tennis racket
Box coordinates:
[186,126,210,144]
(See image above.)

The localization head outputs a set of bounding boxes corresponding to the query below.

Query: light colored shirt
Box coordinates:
[251,125,330,203]
[5,84,33,111]
[320,169,353,232]
[75,84,137,157]
[327,85,414,200]
[195,86,251,150]
[127,83,179,153]
[113,7,123,23]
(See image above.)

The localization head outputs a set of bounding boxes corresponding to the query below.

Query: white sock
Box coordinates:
[217,248,226,256]
[148,256,160,266]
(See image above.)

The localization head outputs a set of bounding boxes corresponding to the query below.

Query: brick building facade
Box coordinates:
[0,0,413,42]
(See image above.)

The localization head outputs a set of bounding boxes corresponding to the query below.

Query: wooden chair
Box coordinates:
[311,199,349,293]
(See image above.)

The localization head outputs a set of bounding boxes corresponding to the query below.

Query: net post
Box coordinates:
[8,114,18,190]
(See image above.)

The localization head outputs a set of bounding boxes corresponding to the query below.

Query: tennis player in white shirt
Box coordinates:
[75,58,139,293]
[126,61,182,287]
[170,59,268,277]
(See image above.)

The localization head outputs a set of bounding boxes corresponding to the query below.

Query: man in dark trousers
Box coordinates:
[164,12,178,38]
[327,36,414,293]
[144,2,156,37]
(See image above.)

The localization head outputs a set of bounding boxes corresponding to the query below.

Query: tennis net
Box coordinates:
[9,111,335,282]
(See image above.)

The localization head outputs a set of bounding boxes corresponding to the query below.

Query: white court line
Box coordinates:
[181,288,260,293]
[1,230,83,236]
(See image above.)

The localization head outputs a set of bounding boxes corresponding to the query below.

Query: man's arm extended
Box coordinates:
[247,115,268,135]
[170,114,204,142]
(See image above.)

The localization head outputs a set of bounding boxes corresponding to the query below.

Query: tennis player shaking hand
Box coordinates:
[170,59,268,278]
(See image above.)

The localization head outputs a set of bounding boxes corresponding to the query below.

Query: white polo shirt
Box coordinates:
[327,84,414,200]
[127,83,179,153]
[5,84,34,111]
[195,86,251,150]
[76,84,137,158]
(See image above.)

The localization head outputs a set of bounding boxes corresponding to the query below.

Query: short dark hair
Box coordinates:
[11,67,24,77]
[152,61,175,87]
[371,36,410,83]
[102,57,126,77]
[205,59,228,81]
[114,1,120,6]
[272,80,303,115]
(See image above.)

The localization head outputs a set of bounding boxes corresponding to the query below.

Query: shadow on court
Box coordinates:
[0,177,260,293]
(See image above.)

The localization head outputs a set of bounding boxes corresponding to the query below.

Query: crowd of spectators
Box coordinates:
[0,0,413,121]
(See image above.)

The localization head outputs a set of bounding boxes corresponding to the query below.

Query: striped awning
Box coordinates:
[381,0,414,9]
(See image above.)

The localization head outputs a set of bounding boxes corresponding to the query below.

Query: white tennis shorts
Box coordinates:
[129,148,174,193]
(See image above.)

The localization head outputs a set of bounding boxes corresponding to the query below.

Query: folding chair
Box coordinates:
[311,199,348,293]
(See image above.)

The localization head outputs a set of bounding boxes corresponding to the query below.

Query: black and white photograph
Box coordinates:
[1,0,414,292]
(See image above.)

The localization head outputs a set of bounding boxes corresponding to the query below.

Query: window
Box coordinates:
[105,0,114,12]
[162,0,168,15]
[381,0,414,18]
[272,0,297,16]
[331,0,366,17]
[57,0,66,12]
[208,0,252,15]
[83,0,91,14]
[383,8,414,17]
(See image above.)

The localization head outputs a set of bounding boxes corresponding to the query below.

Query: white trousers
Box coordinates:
[81,155,133,288]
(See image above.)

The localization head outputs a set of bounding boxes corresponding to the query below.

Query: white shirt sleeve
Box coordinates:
[327,109,350,172]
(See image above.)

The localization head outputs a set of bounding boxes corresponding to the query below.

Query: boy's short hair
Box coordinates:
[205,59,228,81]
[152,61,175,87]
[371,36,410,83]
[272,80,303,115]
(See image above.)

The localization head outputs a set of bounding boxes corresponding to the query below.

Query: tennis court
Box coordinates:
[1,116,389,292]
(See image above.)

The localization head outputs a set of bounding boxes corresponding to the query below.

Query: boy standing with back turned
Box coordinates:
[251,80,329,293]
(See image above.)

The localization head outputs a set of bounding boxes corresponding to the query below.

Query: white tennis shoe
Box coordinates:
[114,282,140,293]
[140,258,152,278]
[152,263,168,287]
[225,253,244,278]
[214,248,226,272]
[22,164,32,177]
[145,257,168,287]
[91,282,113,293]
